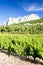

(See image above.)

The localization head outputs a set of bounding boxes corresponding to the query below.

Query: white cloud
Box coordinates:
[24,5,43,11]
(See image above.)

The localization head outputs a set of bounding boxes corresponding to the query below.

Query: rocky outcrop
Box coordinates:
[6,14,40,25]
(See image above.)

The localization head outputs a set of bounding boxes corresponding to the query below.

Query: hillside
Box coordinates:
[0,18,43,34]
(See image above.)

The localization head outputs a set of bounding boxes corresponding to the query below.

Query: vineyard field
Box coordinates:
[0,33,43,59]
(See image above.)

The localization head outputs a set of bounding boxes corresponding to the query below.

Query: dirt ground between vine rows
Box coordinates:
[0,52,43,65]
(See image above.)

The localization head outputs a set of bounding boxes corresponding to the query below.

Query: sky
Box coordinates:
[0,0,43,25]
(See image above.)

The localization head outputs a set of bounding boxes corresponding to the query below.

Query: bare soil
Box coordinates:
[0,52,42,65]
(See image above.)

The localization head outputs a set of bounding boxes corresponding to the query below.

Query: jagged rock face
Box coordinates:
[7,14,40,25]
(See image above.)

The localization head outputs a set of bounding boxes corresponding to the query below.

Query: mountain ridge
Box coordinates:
[6,14,40,25]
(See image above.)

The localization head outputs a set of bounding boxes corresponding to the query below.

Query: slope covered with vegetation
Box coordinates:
[0,18,43,34]
[0,18,43,60]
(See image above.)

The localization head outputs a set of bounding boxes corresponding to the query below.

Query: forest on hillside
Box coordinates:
[0,18,43,34]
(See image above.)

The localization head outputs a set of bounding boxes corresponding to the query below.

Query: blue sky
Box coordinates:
[0,0,43,25]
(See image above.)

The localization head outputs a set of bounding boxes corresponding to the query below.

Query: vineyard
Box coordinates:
[0,33,43,60]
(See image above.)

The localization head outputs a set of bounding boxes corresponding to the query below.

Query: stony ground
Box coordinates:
[0,52,42,65]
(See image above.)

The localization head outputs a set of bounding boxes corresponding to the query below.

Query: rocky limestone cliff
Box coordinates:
[6,14,40,25]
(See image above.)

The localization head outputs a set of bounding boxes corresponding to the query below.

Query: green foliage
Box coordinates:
[0,18,43,34]
[0,33,43,59]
